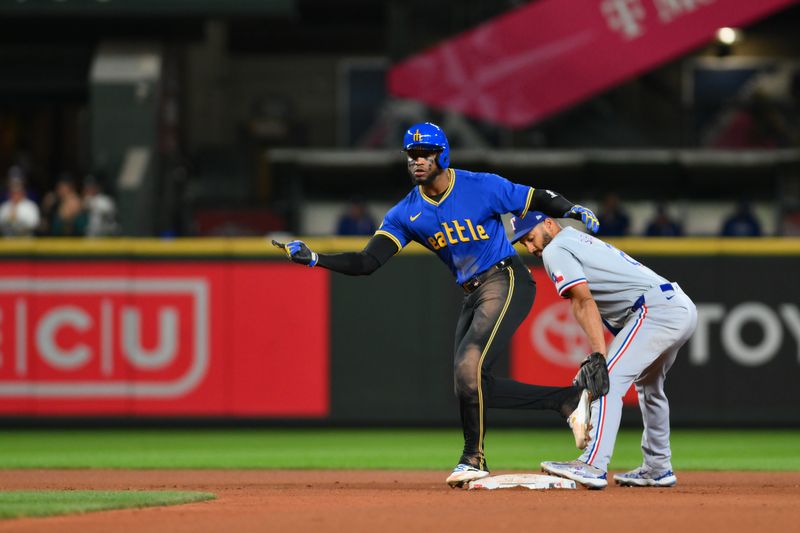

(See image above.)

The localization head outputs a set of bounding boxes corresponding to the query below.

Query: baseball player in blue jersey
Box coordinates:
[510,213,698,489]
[273,122,606,488]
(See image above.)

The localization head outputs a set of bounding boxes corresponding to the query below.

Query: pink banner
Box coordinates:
[388,0,796,128]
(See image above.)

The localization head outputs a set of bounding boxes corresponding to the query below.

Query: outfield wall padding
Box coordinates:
[0,238,797,426]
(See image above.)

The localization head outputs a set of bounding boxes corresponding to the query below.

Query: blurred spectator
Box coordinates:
[82,176,118,237]
[720,200,762,237]
[596,193,630,237]
[336,198,376,236]
[41,174,88,237]
[644,202,683,237]
[0,173,40,237]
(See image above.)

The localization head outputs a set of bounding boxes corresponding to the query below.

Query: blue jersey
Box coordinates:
[376,168,534,285]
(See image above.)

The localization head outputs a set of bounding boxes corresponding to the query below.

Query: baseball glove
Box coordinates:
[573,352,609,399]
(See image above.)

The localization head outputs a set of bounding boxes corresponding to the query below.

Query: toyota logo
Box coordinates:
[531,301,595,367]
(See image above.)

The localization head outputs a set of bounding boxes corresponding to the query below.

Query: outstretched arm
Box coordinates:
[531,189,599,233]
[272,233,398,276]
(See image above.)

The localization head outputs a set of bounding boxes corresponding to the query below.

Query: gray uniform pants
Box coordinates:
[579,283,697,473]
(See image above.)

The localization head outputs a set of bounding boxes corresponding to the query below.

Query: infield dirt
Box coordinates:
[0,470,797,532]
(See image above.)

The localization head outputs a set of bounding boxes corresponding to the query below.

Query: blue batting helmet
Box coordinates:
[403,122,450,169]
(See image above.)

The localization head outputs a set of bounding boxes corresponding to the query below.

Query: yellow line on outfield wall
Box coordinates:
[0,237,798,256]
[599,237,800,255]
[0,237,428,256]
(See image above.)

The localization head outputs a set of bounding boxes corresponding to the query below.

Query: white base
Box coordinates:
[467,473,577,490]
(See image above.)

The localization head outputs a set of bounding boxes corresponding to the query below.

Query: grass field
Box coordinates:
[0,428,797,471]
[0,491,215,519]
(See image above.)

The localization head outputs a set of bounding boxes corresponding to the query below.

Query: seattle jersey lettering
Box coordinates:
[376,169,533,285]
[427,219,489,250]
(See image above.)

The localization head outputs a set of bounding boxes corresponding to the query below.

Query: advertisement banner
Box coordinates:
[641,256,800,424]
[0,262,329,417]
[1,245,798,424]
[388,0,795,127]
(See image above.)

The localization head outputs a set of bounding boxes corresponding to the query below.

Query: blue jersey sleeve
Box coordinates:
[374,204,411,252]
[482,173,535,218]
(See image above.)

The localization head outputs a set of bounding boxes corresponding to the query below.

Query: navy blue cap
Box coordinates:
[509,211,549,243]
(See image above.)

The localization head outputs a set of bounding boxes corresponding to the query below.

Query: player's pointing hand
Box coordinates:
[565,205,600,234]
[271,239,319,267]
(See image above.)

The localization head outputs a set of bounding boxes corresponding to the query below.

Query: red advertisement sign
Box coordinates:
[388,0,795,127]
[511,267,636,405]
[0,262,329,416]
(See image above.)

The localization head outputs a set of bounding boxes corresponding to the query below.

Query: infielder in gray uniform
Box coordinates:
[509,212,697,489]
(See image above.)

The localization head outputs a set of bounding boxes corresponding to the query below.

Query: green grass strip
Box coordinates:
[0,429,797,471]
[0,491,214,519]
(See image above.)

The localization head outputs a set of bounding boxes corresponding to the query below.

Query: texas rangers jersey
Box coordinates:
[376,168,534,285]
[541,226,668,329]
